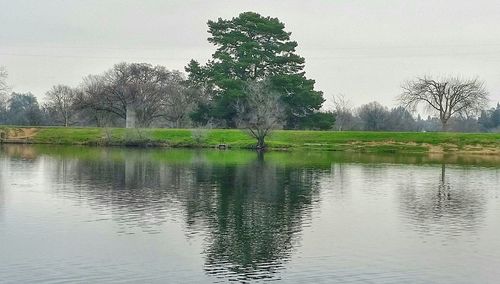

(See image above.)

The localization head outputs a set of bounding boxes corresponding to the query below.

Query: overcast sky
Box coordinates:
[2,0,500,109]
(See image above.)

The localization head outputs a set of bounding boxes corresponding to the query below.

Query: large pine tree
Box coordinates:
[186,12,325,128]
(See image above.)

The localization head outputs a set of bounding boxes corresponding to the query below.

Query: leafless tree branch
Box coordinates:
[236,79,285,149]
[399,76,489,130]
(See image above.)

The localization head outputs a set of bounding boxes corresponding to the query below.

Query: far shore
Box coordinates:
[1,126,500,155]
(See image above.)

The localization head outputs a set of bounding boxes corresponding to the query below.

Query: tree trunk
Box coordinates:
[441,119,449,132]
[126,106,137,128]
[257,136,265,149]
[95,115,101,127]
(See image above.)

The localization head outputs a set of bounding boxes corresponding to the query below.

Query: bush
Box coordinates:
[298,112,335,130]
[191,128,209,145]
[123,128,152,146]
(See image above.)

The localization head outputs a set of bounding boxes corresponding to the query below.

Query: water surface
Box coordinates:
[1,145,499,283]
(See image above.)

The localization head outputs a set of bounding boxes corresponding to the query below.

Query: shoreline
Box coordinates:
[1,126,500,155]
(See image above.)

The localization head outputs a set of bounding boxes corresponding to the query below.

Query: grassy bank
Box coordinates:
[1,126,500,154]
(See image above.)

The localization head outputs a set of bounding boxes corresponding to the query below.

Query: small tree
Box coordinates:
[7,93,43,126]
[387,106,417,131]
[400,76,489,130]
[332,94,357,131]
[358,101,389,131]
[45,85,78,127]
[236,80,285,149]
[160,71,200,128]
[478,103,500,131]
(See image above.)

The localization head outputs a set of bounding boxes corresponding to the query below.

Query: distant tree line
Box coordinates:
[0,63,201,128]
[1,84,496,134]
[332,97,499,133]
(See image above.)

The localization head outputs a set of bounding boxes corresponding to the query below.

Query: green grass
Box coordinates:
[3,126,500,153]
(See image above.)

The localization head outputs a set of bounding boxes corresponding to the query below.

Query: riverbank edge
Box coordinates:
[1,126,500,154]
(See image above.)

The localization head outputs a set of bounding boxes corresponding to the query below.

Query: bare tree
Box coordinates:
[332,94,356,131]
[160,71,200,128]
[400,76,489,130]
[76,74,120,127]
[357,101,389,131]
[44,85,78,127]
[236,80,285,149]
[78,63,184,128]
[105,62,167,128]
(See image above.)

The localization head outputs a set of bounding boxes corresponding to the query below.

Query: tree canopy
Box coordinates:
[186,12,325,128]
[44,85,78,127]
[7,93,42,126]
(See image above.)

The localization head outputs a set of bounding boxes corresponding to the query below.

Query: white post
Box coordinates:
[126,106,136,128]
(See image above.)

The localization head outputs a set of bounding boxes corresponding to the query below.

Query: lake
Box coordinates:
[1,145,499,283]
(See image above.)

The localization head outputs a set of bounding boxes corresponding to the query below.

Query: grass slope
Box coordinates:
[2,126,500,153]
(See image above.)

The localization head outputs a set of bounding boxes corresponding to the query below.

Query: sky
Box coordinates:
[1,0,500,109]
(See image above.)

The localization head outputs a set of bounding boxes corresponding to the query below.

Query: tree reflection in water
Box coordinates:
[398,163,487,237]
[437,164,451,202]
[200,153,321,281]
[0,145,40,222]
[34,148,321,282]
